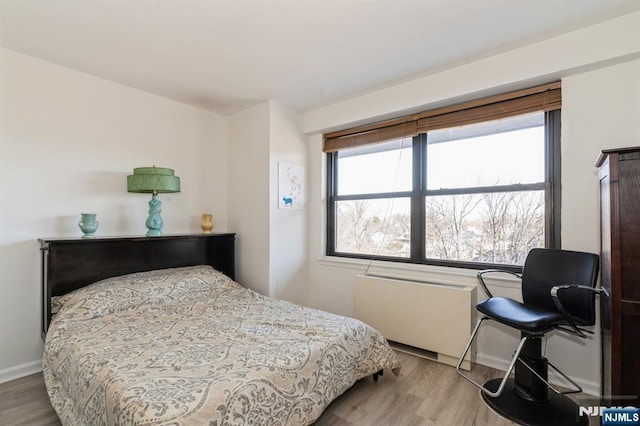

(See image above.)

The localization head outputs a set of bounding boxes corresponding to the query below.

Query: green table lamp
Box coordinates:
[127,166,180,236]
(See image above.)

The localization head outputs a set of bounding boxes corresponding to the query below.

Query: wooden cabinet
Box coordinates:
[596,147,640,406]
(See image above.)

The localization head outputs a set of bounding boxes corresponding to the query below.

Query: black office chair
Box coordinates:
[456,248,606,426]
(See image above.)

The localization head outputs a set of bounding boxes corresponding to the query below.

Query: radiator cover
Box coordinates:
[355,274,476,370]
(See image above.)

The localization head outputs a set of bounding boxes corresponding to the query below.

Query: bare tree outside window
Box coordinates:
[335,190,543,263]
[425,194,481,261]
[336,198,411,257]
[424,191,544,264]
[480,191,544,264]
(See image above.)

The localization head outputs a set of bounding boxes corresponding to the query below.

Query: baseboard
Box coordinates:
[476,352,510,371]
[476,353,600,397]
[0,360,43,384]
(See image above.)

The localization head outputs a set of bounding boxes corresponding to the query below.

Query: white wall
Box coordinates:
[227,102,271,295]
[562,60,640,252]
[269,102,308,304]
[0,48,228,382]
[227,101,308,302]
[302,12,640,395]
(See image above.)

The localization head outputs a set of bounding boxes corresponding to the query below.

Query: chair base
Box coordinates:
[481,378,588,426]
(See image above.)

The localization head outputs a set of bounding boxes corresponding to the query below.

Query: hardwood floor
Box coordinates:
[0,351,598,425]
[316,351,515,426]
[0,370,59,425]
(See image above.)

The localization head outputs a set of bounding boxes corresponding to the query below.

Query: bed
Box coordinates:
[40,234,400,425]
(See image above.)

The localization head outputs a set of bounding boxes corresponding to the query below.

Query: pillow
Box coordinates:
[51,294,72,315]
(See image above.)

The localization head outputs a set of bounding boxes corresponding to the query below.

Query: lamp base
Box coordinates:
[145,193,164,237]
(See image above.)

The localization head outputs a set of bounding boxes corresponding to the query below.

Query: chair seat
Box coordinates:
[476,297,565,333]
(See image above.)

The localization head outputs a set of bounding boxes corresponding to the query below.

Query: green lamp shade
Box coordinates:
[127,167,180,193]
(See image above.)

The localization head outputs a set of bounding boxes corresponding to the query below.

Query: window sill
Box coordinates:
[317,256,521,290]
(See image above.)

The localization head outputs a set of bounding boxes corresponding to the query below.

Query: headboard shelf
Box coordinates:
[39,233,235,337]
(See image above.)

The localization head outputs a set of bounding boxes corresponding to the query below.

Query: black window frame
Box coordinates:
[326,109,561,272]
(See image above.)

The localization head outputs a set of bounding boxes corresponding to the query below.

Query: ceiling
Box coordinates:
[2,0,640,116]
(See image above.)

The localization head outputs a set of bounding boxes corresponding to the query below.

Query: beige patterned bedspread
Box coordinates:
[43,266,400,425]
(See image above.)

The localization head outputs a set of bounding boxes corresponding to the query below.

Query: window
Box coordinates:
[333,139,413,258]
[325,83,561,270]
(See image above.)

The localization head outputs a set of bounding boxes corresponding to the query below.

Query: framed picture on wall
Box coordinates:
[278,162,304,209]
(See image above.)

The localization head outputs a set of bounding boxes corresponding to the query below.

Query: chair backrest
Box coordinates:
[521,248,600,326]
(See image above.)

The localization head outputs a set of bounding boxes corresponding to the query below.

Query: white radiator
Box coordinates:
[355,274,476,370]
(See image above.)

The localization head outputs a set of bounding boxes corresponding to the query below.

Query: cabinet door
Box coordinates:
[620,302,640,406]
[618,153,640,302]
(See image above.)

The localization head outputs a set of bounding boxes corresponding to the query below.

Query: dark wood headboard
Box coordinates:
[39,233,235,337]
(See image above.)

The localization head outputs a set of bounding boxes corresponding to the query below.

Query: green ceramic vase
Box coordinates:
[79,213,98,238]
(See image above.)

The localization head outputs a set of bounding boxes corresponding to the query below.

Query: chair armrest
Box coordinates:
[550,285,609,338]
[477,269,522,299]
